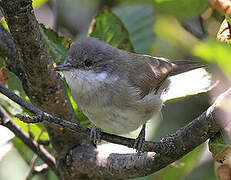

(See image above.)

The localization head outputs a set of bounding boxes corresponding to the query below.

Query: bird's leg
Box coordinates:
[133,124,146,153]
[90,126,101,145]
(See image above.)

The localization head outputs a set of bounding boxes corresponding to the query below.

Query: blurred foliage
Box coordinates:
[113,3,155,54]
[150,0,209,19]
[193,39,231,78]
[1,0,231,179]
[209,131,231,163]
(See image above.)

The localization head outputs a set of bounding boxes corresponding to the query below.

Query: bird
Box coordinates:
[54,37,209,151]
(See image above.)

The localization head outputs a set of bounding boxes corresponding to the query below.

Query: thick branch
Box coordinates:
[0,105,59,176]
[55,87,230,179]
[0,0,86,157]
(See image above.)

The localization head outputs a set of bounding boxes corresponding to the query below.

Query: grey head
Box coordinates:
[60,37,121,73]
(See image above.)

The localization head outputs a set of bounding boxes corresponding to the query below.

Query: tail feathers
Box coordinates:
[161,68,218,102]
[171,61,205,76]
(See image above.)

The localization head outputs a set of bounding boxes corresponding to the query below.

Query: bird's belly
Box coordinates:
[82,106,151,135]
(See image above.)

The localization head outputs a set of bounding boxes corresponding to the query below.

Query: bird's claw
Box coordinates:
[133,124,146,153]
[90,126,101,145]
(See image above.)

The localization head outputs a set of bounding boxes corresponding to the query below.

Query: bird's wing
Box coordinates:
[128,55,173,98]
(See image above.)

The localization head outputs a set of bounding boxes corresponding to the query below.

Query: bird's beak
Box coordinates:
[54,62,72,71]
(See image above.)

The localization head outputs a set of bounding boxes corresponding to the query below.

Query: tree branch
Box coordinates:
[0,1,88,172]
[0,24,26,82]
[65,87,230,179]
[0,105,59,176]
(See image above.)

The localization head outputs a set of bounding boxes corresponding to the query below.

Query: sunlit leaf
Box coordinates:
[113,3,155,54]
[40,24,71,64]
[88,8,134,52]
[32,0,48,9]
[0,17,9,31]
[13,117,48,141]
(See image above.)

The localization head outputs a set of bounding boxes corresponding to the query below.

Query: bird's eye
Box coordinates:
[84,59,93,67]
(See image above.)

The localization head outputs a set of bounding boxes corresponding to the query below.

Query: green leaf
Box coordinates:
[40,24,71,64]
[209,131,231,163]
[193,39,231,78]
[12,117,49,163]
[12,137,34,164]
[150,0,209,18]
[32,0,48,9]
[0,17,9,31]
[0,61,26,115]
[113,3,155,54]
[13,117,48,141]
[88,8,134,52]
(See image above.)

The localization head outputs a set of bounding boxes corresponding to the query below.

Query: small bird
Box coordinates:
[54,37,209,151]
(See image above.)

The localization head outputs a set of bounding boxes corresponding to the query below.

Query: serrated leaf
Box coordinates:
[209,131,231,162]
[113,3,155,54]
[151,0,209,18]
[40,24,71,64]
[88,8,134,52]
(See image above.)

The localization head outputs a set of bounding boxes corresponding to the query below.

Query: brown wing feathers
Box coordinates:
[129,56,204,98]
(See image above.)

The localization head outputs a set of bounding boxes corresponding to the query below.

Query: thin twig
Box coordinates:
[25,154,39,180]
[0,105,59,176]
[34,164,49,174]
[25,130,45,180]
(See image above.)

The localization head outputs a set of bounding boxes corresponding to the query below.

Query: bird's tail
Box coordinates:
[170,61,205,76]
[161,61,218,102]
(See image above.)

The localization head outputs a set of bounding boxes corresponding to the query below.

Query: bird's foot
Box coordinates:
[90,126,101,145]
[133,124,146,153]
